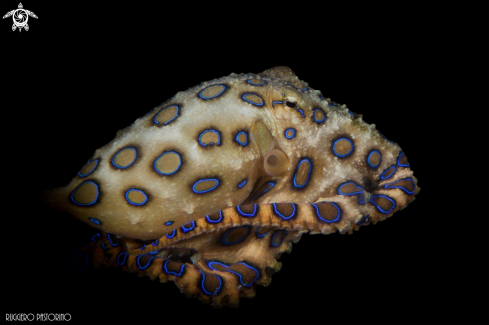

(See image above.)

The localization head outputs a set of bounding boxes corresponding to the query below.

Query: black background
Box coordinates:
[1,1,487,324]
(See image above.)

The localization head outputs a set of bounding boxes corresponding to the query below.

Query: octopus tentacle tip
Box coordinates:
[43,66,419,307]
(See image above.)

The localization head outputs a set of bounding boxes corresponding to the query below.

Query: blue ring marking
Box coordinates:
[154,151,182,175]
[101,243,107,250]
[272,101,283,107]
[140,245,146,251]
[148,250,159,255]
[300,87,308,92]
[208,261,259,287]
[370,195,396,214]
[383,178,416,195]
[91,233,101,243]
[238,179,247,188]
[329,102,335,106]
[320,95,325,100]
[200,272,222,295]
[311,202,341,223]
[71,181,99,206]
[164,260,185,276]
[151,239,159,246]
[206,210,223,223]
[235,131,248,146]
[117,252,128,266]
[107,233,119,247]
[70,254,88,271]
[338,182,364,204]
[271,231,288,247]
[236,205,257,217]
[222,226,250,245]
[125,189,148,206]
[198,84,226,99]
[333,138,353,157]
[367,150,382,168]
[293,159,312,188]
[242,93,264,106]
[272,203,296,220]
[181,221,195,233]
[192,178,220,194]
[165,221,173,226]
[381,166,397,180]
[349,111,358,118]
[198,130,221,147]
[252,182,275,201]
[397,152,409,167]
[136,255,154,270]
[78,159,99,177]
[255,227,268,238]
[153,105,179,125]
[247,79,265,86]
[89,217,101,225]
[312,108,326,123]
[297,109,305,118]
[166,229,176,239]
[111,148,137,169]
[285,128,296,139]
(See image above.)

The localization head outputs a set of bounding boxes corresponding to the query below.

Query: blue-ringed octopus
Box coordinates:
[42,66,420,307]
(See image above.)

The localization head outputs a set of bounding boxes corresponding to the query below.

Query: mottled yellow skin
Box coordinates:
[43,67,417,241]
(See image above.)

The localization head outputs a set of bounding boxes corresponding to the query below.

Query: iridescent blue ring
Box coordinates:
[111,148,137,169]
[367,150,382,168]
[153,105,179,125]
[117,252,128,266]
[311,202,341,223]
[198,84,226,99]
[166,229,176,239]
[192,178,220,194]
[207,261,259,287]
[397,152,409,167]
[181,221,195,233]
[206,210,223,223]
[78,159,99,177]
[222,226,250,245]
[285,128,296,139]
[200,271,222,295]
[241,93,264,106]
[293,159,312,188]
[163,260,184,276]
[236,205,257,218]
[71,181,99,206]
[381,166,397,180]
[370,195,396,214]
[271,231,288,247]
[247,79,265,86]
[332,138,353,157]
[312,108,326,123]
[235,131,248,146]
[154,151,182,175]
[272,203,297,220]
[255,227,268,238]
[125,189,148,206]
[198,130,221,147]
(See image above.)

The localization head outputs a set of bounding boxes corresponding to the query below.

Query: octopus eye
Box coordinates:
[286,101,296,108]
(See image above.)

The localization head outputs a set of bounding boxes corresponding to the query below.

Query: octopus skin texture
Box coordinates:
[42,66,420,307]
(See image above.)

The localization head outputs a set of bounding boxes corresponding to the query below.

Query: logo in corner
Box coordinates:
[3,3,38,32]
